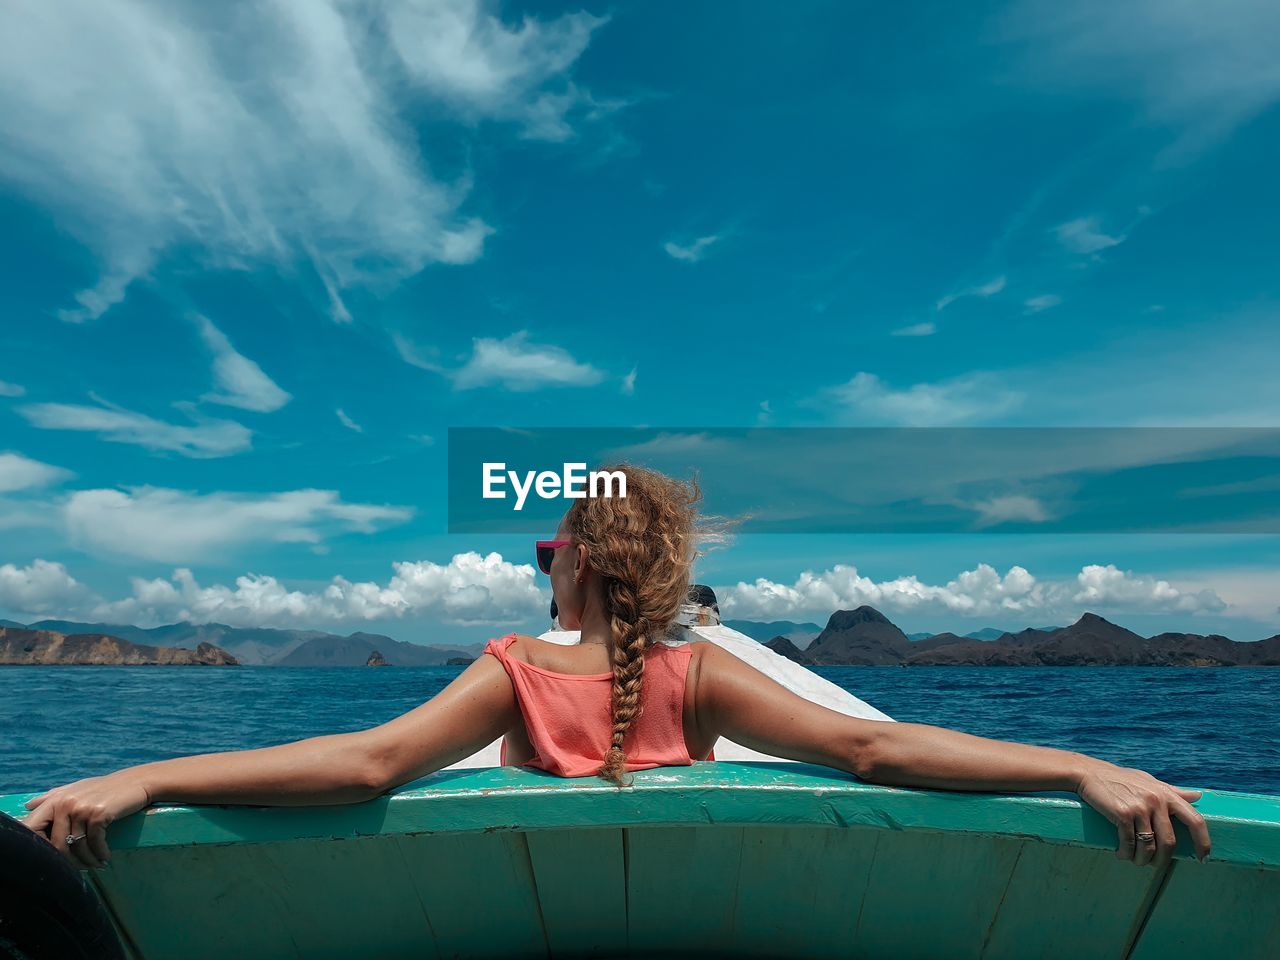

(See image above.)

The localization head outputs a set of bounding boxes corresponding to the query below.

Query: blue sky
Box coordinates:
[1,0,1278,644]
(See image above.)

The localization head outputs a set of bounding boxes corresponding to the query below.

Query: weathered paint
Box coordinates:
[3,761,1277,959]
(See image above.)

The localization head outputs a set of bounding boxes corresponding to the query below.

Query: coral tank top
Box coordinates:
[483,633,714,778]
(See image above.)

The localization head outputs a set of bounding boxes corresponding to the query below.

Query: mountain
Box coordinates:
[906,614,1280,666]
[724,619,823,649]
[789,608,1280,667]
[0,626,237,665]
[803,606,915,665]
[961,625,1060,640]
[278,633,475,667]
[764,635,812,665]
[13,619,480,666]
[23,619,323,664]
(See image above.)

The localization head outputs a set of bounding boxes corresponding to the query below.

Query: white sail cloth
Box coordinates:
[443,622,893,770]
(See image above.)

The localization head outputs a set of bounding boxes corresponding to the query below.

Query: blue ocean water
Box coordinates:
[1,665,1276,796]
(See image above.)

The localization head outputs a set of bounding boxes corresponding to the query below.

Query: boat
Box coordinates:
[2,621,1277,958]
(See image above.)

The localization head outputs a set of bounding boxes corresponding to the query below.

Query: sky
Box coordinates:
[1,0,1278,645]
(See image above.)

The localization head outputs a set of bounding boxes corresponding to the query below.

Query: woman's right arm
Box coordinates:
[693,642,1211,867]
[23,653,520,869]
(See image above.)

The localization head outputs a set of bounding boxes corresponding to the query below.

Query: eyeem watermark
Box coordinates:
[482,462,627,511]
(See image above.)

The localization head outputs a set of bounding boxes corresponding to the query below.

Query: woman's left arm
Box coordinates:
[23,654,519,868]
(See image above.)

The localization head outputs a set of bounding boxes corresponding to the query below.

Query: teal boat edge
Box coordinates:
[5,762,1279,959]
[3,761,1277,870]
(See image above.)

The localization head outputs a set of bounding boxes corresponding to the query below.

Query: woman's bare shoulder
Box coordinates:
[494,633,540,661]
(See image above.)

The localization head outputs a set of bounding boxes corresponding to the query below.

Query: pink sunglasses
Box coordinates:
[535,540,571,574]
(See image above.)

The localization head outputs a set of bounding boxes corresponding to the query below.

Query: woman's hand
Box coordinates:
[20,771,152,870]
[1074,760,1211,867]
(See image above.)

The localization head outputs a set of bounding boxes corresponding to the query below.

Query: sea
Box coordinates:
[2,665,1277,797]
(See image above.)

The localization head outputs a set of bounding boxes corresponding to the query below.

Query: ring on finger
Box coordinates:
[66,832,87,845]
[1136,831,1156,843]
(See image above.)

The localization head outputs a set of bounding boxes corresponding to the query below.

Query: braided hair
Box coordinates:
[562,463,701,786]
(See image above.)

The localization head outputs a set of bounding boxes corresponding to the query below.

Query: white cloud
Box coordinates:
[1054,217,1125,255]
[0,551,545,626]
[996,0,1280,158]
[195,314,291,412]
[63,486,413,562]
[0,380,25,397]
[0,558,97,617]
[824,371,1024,426]
[336,408,364,433]
[17,398,252,458]
[382,0,609,142]
[936,275,1006,311]
[0,0,605,322]
[392,331,446,374]
[92,552,543,627]
[451,331,605,391]
[621,365,637,395]
[891,321,936,337]
[663,235,720,263]
[604,431,735,461]
[721,561,1226,621]
[0,452,72,493]
[1023,294,1063,313]
[1072,564,1225,614]
[968,494,1051,526]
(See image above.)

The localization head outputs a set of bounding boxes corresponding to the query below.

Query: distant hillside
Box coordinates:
[908,614,1280,666]
[15,619,480,666]
[961,625,1063,640]
[790,608,1280,667]
[0,626,238,666]
[764,635,812,665]
[278,632,475,667]
[724,619,823,648]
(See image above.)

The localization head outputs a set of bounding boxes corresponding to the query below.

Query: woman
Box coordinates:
[21,464,1210,872]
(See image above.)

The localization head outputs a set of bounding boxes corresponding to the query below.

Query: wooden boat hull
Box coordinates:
[3,761,1277,959]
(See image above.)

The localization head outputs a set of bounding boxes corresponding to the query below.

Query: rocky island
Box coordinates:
[763,607,1280,667]
[0,626,238,666]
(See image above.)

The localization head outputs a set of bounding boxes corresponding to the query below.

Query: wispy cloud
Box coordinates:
[383,1,611,142]
[451,331,605,391]
[17,396,252,458]
[63,485,413,563]
[722,561,1225,621]
[1054,217,1125,255]
[1023,293,1063,314]
[0,452,72,493]
[336,408,364,433]
[0,0,608,322]
[824,371,1024,426]
[391,331,447,375]
[0,380,25,397]
[663,234,720,263]
[936,275,1006,311]
[195,315,291,413]
[995,0,1280,159]
[621,365,637,395]
[891,321,936,337]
